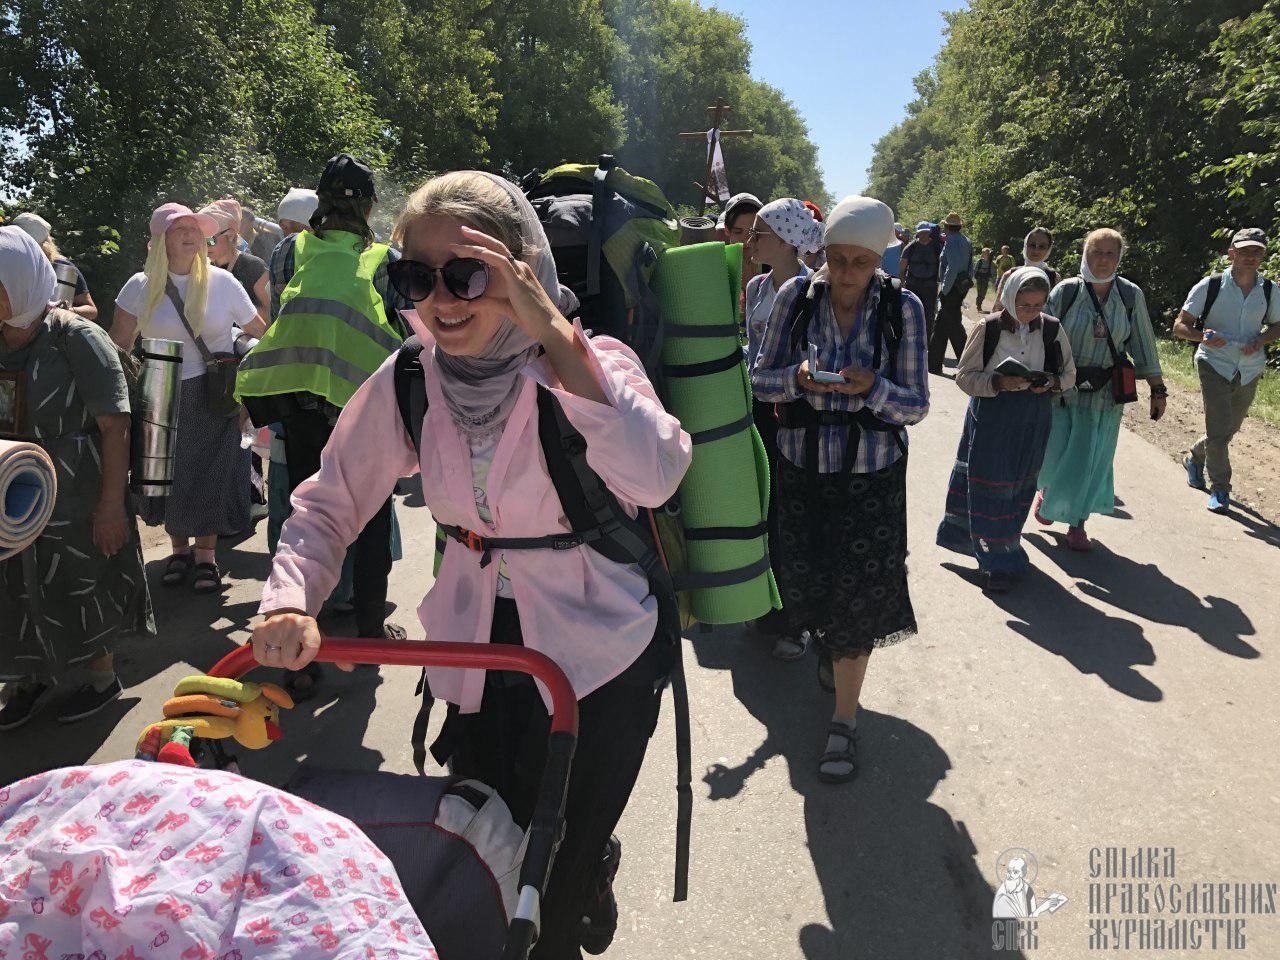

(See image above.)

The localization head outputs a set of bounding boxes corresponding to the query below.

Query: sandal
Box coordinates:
[161,553,193,587]
[283,662,322,703]
[191,561,223,594]
[772,630,811,662]
[818,720,858,784]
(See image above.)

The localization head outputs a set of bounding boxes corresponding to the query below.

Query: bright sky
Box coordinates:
[706,0,956,201]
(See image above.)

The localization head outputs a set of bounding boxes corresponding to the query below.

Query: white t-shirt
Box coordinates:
[115,266,255,379]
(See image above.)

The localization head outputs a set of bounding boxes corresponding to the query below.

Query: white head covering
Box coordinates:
[1022,228,1052,268]
[277,188,319,225]
[0,226,56,328]
[999,265,1051,320]
[823,196,896,254]
[11,213,52,246]
[421,172,579,442]
[1080,235,1124,284]
[757,198,823,255]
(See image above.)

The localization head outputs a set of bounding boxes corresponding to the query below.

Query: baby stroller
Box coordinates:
[0,639,578,960]
[206,637,578,960]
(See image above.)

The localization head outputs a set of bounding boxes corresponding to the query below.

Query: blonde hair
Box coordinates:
[393,172,524,257]
[138,232,210,337]
[39,238,62,263]
[1084,227,1126,255]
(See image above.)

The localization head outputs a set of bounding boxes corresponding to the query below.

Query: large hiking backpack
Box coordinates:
[393,337,694,903]
[523,155,679,374]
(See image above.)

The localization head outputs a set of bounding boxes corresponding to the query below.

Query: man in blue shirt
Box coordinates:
[932,211,974,374]
[1173,228,1280,513]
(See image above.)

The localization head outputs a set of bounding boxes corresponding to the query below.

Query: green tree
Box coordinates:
[482,0,626,175]
[0,0,387,300]
[314,0,497,178]
[866,0,1261,319]
[606,0,828,208]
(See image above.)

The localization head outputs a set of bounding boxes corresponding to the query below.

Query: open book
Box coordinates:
[995,356,1050,386]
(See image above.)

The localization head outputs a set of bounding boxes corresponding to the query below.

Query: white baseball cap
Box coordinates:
[11,212,51,245]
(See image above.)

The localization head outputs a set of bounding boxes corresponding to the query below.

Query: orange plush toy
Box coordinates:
[136,676,295,766]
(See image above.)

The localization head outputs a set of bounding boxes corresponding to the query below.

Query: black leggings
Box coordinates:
[437,599,664,959]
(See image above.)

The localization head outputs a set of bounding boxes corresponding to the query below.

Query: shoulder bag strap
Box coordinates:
[164,278,215,364]
[1084,281,1125,367]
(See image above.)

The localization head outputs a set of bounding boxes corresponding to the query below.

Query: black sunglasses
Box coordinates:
[388,257,489,303]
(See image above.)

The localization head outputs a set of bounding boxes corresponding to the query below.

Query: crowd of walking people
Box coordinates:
[1,143,1277,958]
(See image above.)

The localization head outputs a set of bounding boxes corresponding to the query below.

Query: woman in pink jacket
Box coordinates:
[251,171,692,958]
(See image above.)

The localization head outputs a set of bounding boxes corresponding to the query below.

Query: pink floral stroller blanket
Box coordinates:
[0,760,437,959]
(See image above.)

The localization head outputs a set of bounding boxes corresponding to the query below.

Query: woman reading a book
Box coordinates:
[937,266,1076,592]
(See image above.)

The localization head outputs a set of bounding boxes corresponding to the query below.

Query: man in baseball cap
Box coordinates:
[1173,227,1280,513]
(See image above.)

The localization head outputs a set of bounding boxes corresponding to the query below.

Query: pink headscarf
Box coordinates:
[199,198,243,236]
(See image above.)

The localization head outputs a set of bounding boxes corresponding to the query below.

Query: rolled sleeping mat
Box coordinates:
[132,338,184,497]
[0,438,57,562]
[652,241,780,624]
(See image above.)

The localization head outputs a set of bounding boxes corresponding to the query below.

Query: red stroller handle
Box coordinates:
[208,639,579,736]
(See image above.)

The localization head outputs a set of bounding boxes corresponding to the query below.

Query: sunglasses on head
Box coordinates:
[388,257,489,303]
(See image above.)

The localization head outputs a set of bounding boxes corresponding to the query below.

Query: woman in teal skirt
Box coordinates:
[1035,229,1167,550]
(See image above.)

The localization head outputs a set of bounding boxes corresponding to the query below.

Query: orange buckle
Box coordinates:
[458,528,486,552]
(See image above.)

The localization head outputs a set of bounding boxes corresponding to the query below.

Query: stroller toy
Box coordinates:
[136,675,295,765]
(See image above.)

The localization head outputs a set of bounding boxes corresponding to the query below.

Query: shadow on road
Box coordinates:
[1219,501,1280,549]
[1026,534,1259,659]
[941,560,1163,702]
[693,626,1025,960]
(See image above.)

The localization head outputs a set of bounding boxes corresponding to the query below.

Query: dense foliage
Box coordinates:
[866,0,1275,324]
[0,0,828,300]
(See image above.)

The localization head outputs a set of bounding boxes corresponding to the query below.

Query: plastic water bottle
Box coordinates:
[239,425,257,450]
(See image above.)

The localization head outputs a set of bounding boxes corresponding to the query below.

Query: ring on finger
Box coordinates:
[265,644,282,653]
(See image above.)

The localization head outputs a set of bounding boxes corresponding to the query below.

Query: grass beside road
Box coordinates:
[1155,338,1280,429]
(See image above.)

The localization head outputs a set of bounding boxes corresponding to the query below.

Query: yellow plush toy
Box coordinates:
[136,676,295,765]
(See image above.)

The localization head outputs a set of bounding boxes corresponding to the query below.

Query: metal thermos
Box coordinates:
[53,261,80,304]
[679,216,719,246]
[131,338,184,497]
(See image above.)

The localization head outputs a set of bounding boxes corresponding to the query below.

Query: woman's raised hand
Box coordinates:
[451,225,561,342]
[252,611,322,671]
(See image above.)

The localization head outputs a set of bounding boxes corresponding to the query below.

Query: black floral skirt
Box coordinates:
[776,455,917,658]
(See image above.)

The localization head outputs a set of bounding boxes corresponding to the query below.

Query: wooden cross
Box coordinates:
[678,97,754,216]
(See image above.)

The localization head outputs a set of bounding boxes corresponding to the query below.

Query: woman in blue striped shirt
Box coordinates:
[750,196,930,783]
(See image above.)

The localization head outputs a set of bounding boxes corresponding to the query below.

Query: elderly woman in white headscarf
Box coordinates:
[995,225,1061,301]
[0,226,154,731]
[249,171,692,958]
[744,197,823,636]
[937,267,1076,592]
[751,196,930,784]
[1036,228,1165,551]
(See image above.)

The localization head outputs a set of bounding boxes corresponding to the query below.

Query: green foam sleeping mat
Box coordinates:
[652,242,781,624]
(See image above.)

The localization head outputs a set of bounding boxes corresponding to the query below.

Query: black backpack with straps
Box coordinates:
[392,335,694,903]
[980,314,1064,374]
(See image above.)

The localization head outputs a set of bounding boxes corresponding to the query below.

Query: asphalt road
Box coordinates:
[5,305,1279,959]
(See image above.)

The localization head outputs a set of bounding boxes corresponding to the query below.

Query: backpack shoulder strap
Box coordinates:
[1041,318,1062,374]
[981,316,1003,368]
[394,336,428,456]
[875,273,903,370]
[1115,276,1138,316]
[1264,277,1273,309]
[1197,275,1223,330]
[1057,276,1083,318]
[786,276,820,357]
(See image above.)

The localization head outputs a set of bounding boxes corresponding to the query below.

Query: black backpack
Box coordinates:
[980,313,1064,373]
[392,336,693,903]
[1191,275,1273,331]
[522,155,679,375]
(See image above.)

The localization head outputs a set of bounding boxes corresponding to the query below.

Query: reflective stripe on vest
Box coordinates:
[235,231,400,409]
